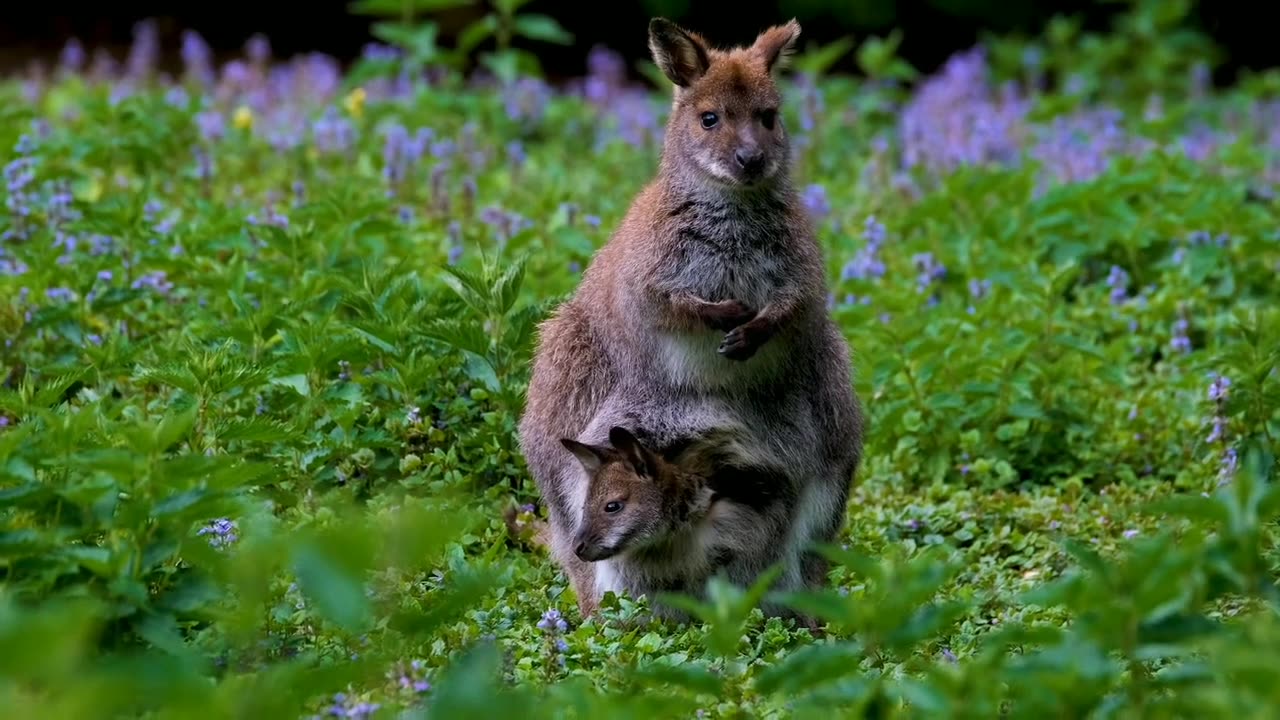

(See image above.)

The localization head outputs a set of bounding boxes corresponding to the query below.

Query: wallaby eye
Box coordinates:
[759,109,777,130]
[604,501,624,514]
[700,112,719,129]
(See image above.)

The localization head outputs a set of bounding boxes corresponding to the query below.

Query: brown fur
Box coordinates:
[563,426,803,622]
[517,17,866,622]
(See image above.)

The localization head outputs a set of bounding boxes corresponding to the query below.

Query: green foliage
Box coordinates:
[2,2,1279,717]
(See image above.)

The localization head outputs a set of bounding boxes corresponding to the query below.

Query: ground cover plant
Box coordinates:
[2,2,1280,717]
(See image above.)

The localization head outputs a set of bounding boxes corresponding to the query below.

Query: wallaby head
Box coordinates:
[561,426,684,562]
[648,17,801,190]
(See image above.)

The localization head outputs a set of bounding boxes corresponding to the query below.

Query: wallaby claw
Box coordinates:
[718,324,760,361]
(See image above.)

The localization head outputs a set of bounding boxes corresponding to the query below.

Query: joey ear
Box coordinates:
[648,17,711,87]
[608,425,656,477]
[560,438,609,473]
[753,18,801,73]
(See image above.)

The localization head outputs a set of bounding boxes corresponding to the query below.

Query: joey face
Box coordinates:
[561,427,671,562]
[648,18,801,190]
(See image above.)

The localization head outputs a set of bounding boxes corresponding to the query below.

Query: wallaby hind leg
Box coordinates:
[504,504,599,618]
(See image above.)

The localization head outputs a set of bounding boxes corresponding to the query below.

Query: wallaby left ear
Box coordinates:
[608,425,655,478]
[753,18,801,74]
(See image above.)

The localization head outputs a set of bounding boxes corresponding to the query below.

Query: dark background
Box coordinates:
[0,1,1274,83]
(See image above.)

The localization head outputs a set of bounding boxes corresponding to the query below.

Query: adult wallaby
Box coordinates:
[517,17,865,619]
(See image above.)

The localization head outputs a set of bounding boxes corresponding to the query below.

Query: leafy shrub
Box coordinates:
[1,4,1279,718]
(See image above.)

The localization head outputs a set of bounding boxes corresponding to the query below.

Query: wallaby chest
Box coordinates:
[660,200,793,311]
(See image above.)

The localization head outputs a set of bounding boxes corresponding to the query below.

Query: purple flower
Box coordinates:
[407,406,422,425]
[503,77,552,124]
[537,608,569,633]
[45,287,75,302]
[801,183,830,221]
[1208,374,1231,403]
[1122,529,1139,539]
[59,38,86,72]
[1171,314,1191,353]
[181,30,215,86]
[196,111,225,142]
[912,252,947,300]
[1106,265,1129,304]
[197,518,239,548]
[506,140,527,167]
[1219,446,1239,486]
[312,107,355,155]
[245,34,271,65]
[131,270,174,295]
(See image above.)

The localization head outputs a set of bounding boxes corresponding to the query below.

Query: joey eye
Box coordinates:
[604,501,624,514]
[700,112,719,129]
[759,109,778,130]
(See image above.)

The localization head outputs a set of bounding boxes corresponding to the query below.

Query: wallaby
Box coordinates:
[518,17,865,620]
[514,424,801,623]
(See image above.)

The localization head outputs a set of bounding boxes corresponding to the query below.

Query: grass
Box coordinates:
[2,11,1280,719]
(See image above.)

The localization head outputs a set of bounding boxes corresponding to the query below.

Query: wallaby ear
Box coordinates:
[648,17,711,87]
[753,18,801,74]
[560,438,609,473]
[608,425,655,477]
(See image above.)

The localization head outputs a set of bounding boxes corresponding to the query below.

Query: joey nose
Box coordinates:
[574,541,588,560]
[735,148,765,174]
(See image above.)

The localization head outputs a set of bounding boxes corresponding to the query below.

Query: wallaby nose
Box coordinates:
[574,541,588,560]
[735,148,764,173]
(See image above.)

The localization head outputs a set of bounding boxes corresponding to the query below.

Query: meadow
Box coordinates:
[2,5,1280,718]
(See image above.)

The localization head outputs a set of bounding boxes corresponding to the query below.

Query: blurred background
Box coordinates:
[0,0,1275,84]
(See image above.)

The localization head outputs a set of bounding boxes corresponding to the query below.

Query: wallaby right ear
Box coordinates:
[561,438,608,473]
[648,18,710,87]
[608,425,658,478]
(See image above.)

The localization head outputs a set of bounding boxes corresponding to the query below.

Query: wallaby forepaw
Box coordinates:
[702,299,756,332]
[718,325,761,361]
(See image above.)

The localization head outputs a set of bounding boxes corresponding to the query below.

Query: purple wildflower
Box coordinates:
[196,111,225,142]
[312,107,355,155]
[447,221,464,265]
[912,252,947,303]
[59,38,86,72]
[537,608,569,633]
[841,216,888,281]
[407,406,422,425]
[181,30,216,86]
[1171,311,1191,353]
[503,77,552,125]
[132,270,174,295]
[245,34,271,65]
[1106,265,1130,304]
[801,183,830,221]
[197,518,239,548]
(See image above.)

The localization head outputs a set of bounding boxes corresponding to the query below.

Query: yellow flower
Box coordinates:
[344,87,367,118]
[233,106,253,130]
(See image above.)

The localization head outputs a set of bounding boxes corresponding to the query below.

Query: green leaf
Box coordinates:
[62,545,115,578]
[770,590,857,628]
[291,540,372,632]
[349,0,475,17]
[494,256,527,314]
[511,14,574,45]
[792,35,856,77]
[457,15,499,55]
[753,641,865,696]
[1146,495,1231,527]
[155,402,199,453]
[462,351,502,392]
[269,374,311,398]
[631,660,722,696]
